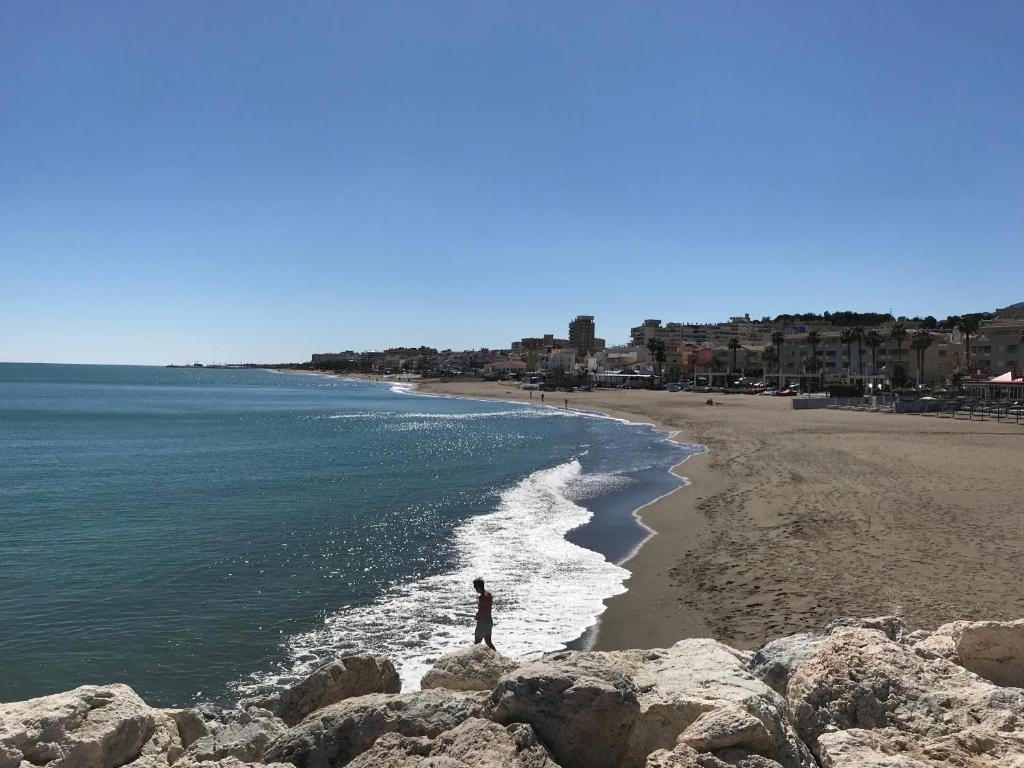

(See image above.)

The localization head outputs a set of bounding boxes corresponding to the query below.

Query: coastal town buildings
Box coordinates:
[308,304,1021,389]
[630,316,764,349]
[765,328,963,386]
[310,351,359,368]
[960,306,1024,376]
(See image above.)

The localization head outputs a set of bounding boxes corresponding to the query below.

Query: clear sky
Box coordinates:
[2,2,1021,364]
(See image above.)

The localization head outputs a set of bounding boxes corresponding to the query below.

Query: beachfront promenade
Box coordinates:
[418,379,1024,652]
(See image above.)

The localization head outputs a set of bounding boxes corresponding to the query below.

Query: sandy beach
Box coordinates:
[416,379,1024,651]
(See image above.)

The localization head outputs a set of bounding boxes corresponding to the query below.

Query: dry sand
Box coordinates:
[416,379,1024,651]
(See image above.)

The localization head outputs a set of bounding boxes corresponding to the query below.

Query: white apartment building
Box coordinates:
[771,329,962,385]
[963,320,1024,376]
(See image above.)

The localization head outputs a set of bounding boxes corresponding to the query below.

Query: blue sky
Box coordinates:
[2,1,1021,364]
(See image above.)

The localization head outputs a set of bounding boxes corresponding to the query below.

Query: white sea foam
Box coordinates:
[322,408,566,422]
[232,458,629,697]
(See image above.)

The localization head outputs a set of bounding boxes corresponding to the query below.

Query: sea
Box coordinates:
[0,364,697,707]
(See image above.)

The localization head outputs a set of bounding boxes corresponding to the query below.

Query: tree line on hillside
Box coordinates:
[761,310,995,328]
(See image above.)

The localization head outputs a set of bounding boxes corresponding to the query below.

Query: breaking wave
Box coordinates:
[323,409,561,421]
[232,458,628,696]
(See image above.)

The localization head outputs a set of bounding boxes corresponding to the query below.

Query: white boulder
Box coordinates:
[913,618,1024,687]
[621,640,813,768]
[344,717,560,768]
[749,617,905,697]
[491,641,813,768]
[125,710,184,768]
[645,740,784,768]
[265,689,490,768]
[490,650,640,768]
[175,708,286,767]
[748,634,824,697]
[249,657,400,726]
[0,684,157,768]
[421,646,520,692]
[678,707,773,755]
[787,626,1024,766]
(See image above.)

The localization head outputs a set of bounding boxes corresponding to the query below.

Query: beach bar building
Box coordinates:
[963,371,1024,400]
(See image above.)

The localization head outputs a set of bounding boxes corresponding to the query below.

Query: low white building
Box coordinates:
[538,347,577,372]
[482,359,527,376]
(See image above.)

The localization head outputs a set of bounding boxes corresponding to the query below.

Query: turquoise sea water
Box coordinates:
[0,364,693,706]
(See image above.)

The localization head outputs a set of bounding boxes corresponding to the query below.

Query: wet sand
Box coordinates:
[417,379,1024,650]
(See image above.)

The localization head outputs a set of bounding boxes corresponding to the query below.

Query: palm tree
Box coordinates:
[839,328,853,377]
[851,326,865,378]
[646,337,666,378]
[957,315,979,370]
[727,337,742,375]
[806,330,821,373]
[770,330,785,384]
[890,321,907,364]
[910,330,934,386]
[864,329,883,379]
[761,347,778,381]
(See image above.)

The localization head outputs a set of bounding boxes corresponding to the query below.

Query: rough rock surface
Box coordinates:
[490,651,640,768]
[750,616,906,696]
[645,740,784,768]
[823,616,906,642]
[344,717,559,768]
[161,709,210,750]
[787,626,1024,766]
[265,689,490,768]
[491,640,813,768]
[249,657,400,726]
[0,684,157,768]
[813,729,934,768]
[174,760,294,768]
[421,646,520,692]
[7,616,1024,768]
[125,710,185,768]
[678,707,772,755]
[748,634,823,698]
[913,618,1024,687]
[620,640,813,768]
[176,708,286,767]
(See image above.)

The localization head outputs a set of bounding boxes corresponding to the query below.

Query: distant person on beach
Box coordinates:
[564,398,568,409]
[472,578,495,650]
[540,393,544,402]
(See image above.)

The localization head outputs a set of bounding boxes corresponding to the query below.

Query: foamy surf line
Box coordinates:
[232,458,629,696]
[233,374,700,700]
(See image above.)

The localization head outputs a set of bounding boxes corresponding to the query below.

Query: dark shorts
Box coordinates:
[475,618,493,642]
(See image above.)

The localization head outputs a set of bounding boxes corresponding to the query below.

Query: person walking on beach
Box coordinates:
[564,398,568,409]
[473,578,495,651]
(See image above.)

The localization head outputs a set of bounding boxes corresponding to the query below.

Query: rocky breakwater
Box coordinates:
[5,618,1024,768]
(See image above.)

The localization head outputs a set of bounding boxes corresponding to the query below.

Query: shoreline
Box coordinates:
[408,378,714,651]
[280,370,686,664]
[300,370,703,651]
[413,378,1024,653]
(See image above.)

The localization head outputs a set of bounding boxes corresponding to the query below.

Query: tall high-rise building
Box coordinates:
[569,315,596,357]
